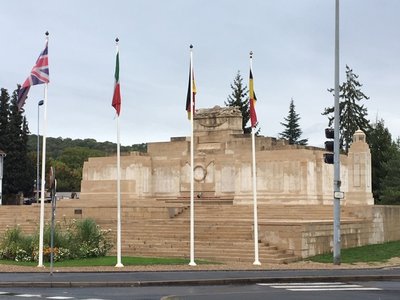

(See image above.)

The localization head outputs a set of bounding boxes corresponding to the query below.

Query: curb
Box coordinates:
[1,275,400,288]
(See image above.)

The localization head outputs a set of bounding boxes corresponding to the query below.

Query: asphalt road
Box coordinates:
[0,281,399,299]
[1,268,400,287]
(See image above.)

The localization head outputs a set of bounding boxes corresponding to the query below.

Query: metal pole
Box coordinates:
[251,128,260,265]
[189,45,196,266]
[250,52,261,266]
[38,81,48,268]
[0,153,5,206]
[115,38,123,268]
[333,0,341,265]
[49,167,56,275]
[37,100,44,203]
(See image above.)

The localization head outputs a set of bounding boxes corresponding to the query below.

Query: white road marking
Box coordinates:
[272,284,362,288]
[257,282,382,292]
[0,291,109,300]
[258,282,344,286]
[288,287,382,291]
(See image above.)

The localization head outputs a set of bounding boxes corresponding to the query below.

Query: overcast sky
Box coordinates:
[1,0,399,147]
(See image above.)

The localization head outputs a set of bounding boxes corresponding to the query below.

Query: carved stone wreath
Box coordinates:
[193,165,206,182]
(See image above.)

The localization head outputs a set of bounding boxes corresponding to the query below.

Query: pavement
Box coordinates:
[0,262,400,287]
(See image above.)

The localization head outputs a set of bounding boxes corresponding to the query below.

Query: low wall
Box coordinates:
[260,205,400,258]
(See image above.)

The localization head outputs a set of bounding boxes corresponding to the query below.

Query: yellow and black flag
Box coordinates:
[249,64,257,128]
[185,50,196,119]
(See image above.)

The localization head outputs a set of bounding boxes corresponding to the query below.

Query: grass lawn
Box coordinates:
[307,240,400,264]
[1,241,399,267]
[0,256,213,267]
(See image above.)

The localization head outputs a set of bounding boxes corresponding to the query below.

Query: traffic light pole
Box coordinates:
[333,0,341,265]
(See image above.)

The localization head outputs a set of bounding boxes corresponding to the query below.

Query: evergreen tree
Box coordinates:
[380,139,400,205]
[20,116,35,194]
[0,89,10,152]
[367,119,395,203]
[225,71,251,134]
[322,65,371,153]
[279,98,308,145]
[1,88,34,202]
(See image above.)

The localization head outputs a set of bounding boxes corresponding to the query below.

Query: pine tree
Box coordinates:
[20,116,35,194]
[0,88,10,152]
[1,88,34,202]
[225,71,251,133]
[322,65,370,153]
[367,119,396,203]
[279,98,308,145]
[380,139,400,205]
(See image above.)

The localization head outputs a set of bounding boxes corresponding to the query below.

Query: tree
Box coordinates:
[0,89,10,152]
[367,119,396,203]
[19,116,35,194]
[279,98,308,145]
[225,71,251,134]
[322,65,371,153]
[2,89,34,201]
[55,146,105,192]
[380,139,400,205]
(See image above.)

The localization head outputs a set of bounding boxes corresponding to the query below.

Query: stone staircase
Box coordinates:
[0,200,368,264]
[120,202,303,263]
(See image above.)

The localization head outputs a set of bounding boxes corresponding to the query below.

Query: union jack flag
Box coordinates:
[17,41,49,111]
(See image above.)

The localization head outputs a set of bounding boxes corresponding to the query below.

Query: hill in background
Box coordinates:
[27,135,146,193]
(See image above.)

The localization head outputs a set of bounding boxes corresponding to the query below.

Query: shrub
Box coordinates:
[0,226,34,261]
[68,219,112,258]
[0,219,112,262]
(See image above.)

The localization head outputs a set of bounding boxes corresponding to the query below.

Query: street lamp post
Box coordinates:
[36,100,44,203]
[0,150,6,205]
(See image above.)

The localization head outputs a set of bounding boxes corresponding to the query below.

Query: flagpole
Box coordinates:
[115,38,123,268]
[37,32,49,268]
[250,51,261,266]
[189,44,196,266]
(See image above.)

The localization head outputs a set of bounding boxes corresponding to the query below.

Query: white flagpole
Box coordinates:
[189,44,196,266]
[38,32,49,268]
[250,52,261,266]
[115,38,123,268]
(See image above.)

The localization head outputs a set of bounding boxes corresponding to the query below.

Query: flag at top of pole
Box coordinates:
[186,44,196,266]
[185,45,196,119]
[113,37,123,268]
[249,51,257,128]
[17,34,50,111]
[112,38,121,116]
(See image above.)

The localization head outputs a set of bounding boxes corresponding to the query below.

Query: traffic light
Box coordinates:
[324,128,334,164]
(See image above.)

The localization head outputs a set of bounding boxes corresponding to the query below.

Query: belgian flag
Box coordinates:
[249,67,257,128]
[185,58,196,119]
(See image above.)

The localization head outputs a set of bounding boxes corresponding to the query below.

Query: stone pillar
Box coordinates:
[346,129,374,205]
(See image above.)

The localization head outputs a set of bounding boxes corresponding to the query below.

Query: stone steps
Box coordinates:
[113,203,366,263]
[120,244,296,263]
[0,202,369,264]
[117,205,301,263]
